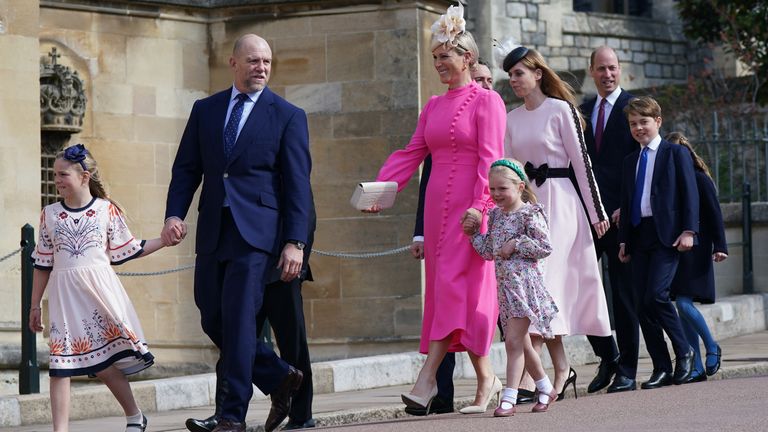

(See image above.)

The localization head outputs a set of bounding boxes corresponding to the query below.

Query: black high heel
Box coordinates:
[557,367,578,401]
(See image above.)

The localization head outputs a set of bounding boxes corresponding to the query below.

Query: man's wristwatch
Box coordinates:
[286,240,306,250]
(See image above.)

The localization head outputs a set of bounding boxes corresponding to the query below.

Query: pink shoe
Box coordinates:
[531,388,558,413]
[493,398,516,417]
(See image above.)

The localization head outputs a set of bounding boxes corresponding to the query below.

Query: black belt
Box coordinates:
[524,162,570,186]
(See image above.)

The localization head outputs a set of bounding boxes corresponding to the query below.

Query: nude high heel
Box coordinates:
[401,385,438,412]
[459,376,502,414]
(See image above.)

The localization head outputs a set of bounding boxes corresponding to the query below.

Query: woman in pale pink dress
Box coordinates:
[502,47,612,397]
[364,4,505,414]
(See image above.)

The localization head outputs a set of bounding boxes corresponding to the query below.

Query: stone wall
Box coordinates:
[36,5,213,367]
[0,0,42,343]
[472,0,691,95]
[0,0,454,368]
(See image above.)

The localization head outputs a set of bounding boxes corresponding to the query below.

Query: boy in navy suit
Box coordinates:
[617,96,698,388]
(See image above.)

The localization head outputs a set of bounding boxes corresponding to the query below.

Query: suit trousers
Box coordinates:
[195,208,289,422]
[257,277,314,423]
[587,224,640,379]
[630,218,691,372]
[435,352,456,401]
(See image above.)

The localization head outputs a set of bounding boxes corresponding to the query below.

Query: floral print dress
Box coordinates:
[471,203,559,339]
[33,197,154,377]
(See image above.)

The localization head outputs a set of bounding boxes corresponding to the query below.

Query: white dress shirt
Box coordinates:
[590,86,622,133]
[636,135,661,218]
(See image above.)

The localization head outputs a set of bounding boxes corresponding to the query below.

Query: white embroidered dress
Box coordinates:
[33,197,154,377]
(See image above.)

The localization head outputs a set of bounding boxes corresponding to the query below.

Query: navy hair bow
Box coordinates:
[63,144,89,171]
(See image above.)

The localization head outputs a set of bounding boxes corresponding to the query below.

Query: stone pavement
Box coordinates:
[1,294,767,431]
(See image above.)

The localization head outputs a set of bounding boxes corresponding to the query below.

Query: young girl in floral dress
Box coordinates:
[28,144,173,432]
[466,158,560,416]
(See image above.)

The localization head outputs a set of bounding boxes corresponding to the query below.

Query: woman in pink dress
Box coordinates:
[365,4,505,414]
[502,47,612,397]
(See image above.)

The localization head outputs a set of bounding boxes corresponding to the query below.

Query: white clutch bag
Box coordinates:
[350,181,398,210]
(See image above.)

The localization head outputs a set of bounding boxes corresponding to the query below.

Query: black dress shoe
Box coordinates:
[265,366,304,432]
[640,370,673,389]
[515,389,535,405]
[404,395,454,416]
[186,414,217,432]
[211,419,245,432]
[282,418,316,430]
[606,375,636,393]
[682,372,707,384]
[673,348,695,385]
[587,356,619,393]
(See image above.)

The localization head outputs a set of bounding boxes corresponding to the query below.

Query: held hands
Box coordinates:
[461,208,482,236]
[713,252,728,262]
[499,239,517,259]
[618,243,631,263]
[593,220,610,238]
[673,231,695,252]
[410,241,425,259]
[29,308,43,333]
[278,243,304,282]
[161,217,187,247]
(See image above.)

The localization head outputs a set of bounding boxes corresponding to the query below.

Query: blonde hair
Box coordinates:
[432,31,479,68]
[665,131,713,179]
[489,158,538,204]
[55,146,124,214]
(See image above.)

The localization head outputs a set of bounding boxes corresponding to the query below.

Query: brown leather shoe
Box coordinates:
[211,419,245,432]
[265,366,304,432]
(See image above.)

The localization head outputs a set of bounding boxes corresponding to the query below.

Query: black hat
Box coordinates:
[503,46,530,72]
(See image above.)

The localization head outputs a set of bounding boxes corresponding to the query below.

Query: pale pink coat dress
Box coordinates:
[377,81,505,356]
[505,98,611,337]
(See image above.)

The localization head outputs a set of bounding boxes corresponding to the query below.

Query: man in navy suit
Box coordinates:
[579,46,641,394]
[618,96,697,389]
[163,34,312,432]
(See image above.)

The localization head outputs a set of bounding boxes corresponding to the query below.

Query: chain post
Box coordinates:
[20,223,40,394]
[742,183,754,294]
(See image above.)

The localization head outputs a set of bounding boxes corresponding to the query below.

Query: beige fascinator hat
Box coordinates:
[430,3,466,51]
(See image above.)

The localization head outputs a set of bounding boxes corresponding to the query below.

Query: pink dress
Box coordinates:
[33,197,154,377]
[377,81,505,356]
[504,98,611,337]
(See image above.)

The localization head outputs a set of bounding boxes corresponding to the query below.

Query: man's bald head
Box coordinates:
[230,34,272,93]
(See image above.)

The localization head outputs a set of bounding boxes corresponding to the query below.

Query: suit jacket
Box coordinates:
[580,90,638,215]
[618,139,699,251]
[166,87,312,256]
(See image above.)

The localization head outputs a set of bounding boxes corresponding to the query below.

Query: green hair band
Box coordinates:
[491,159,527,183]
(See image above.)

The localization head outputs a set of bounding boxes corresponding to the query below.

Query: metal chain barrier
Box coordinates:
[3,244,410,275]
[115,263,196,277]
[0,247,23,264]
[312,245,410,259]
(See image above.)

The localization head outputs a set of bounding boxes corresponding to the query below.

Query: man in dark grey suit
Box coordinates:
[579,46,641,394]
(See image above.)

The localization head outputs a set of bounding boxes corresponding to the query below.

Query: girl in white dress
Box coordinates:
[29,144,174,432]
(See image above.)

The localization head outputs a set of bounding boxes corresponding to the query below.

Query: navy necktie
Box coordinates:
[594,98,607,153]
[224,93,248,159]
[630,147,649,227]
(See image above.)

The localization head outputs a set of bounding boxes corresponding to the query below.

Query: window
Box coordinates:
[573,0,651,17]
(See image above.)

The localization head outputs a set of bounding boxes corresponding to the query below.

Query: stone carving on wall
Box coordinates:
[40,47,87,133]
